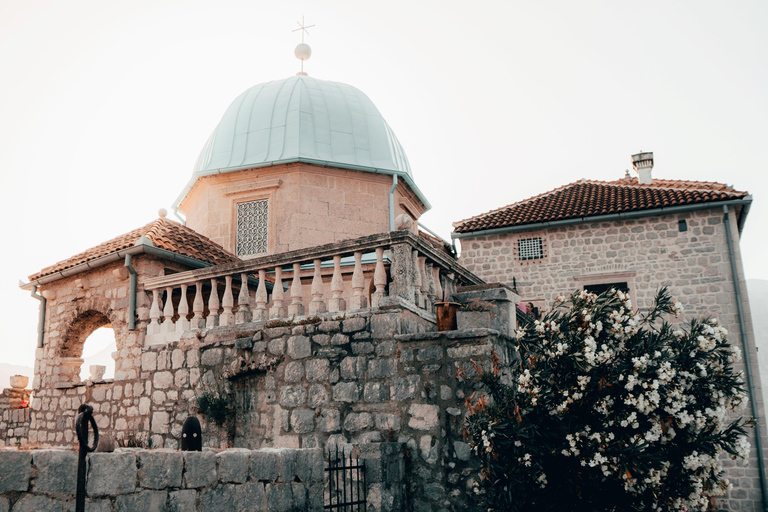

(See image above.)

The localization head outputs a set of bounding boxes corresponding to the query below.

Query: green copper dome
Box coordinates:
[175,75,429,210]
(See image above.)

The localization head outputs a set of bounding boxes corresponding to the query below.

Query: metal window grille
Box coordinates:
[518,237,543,260]
[325,446,366,511]
[236,199,268,257]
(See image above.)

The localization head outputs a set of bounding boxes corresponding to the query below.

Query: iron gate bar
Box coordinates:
[75,404,99,512]
[325,445,366,511]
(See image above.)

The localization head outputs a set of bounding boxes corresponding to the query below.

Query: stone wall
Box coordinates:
[0,409,30,448]
[0,447,323,511]
[15,305,514,511]
[457,206,768,512]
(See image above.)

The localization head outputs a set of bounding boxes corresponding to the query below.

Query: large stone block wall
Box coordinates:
[16,306,514,511]
[0,447,323,511]
[458,206,768,512]
[180,162,425,255]
[0,409,30,448]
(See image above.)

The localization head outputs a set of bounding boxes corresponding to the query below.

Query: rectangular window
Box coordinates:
[236,199,269,257]
[518,237,543,260]
[584,282,629,296]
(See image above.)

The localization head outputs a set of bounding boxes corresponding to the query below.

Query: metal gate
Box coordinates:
[325,446,366,511]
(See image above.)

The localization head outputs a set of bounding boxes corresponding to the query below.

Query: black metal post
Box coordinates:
[75,404,99,512]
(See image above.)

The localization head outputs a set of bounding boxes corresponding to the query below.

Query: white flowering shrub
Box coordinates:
[463,288,752,511]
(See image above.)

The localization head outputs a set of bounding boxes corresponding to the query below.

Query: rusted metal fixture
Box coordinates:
[435,302,460,331]
[75,404,99,512]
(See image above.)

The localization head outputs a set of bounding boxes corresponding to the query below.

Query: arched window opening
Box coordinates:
[80,327,116,382]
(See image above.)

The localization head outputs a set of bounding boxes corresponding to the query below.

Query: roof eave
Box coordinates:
[452,197,753,239]
[20,244,216,290]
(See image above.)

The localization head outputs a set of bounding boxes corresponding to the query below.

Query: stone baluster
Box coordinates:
[192,281,205,329]
[432,266,443,303]
[221,275,234,326]
[350,251,367,310]
[236,273,252,324]
[207,278,220,328]
[254,269,268,322]
[445,272,456,300]
[148,289,161,335]
[371,247,387,307]
[389,243,415,303]
[177,284,190,332]
[288,263,305,316]
[270,267,286,319]
[162,286,175,333]
[412,250,422,308]
[425,262,436,311]
[309,259,327,315]
[329,255,346,312]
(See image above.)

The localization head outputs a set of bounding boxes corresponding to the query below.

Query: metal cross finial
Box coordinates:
[293,16,315,43]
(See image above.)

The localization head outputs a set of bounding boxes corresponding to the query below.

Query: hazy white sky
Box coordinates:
[1,0,766,369]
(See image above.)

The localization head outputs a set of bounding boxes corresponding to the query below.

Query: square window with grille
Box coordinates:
[518,237,543,260]
[236,199,269,257]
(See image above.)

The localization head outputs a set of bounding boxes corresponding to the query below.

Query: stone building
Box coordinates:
[1,64,765,512]
[453,152,768,511]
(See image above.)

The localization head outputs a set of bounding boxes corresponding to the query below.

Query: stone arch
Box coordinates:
[61,310,111,358]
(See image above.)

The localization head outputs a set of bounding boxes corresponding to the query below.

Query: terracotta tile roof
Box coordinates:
[453,176,749,234]
[29,218,239,281]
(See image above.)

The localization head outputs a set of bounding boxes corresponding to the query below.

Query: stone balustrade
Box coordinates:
[143,231,482,346]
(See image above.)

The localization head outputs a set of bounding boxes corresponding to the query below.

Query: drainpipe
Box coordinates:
[125,254,137,331]
[389,175,398,231]
[30,285,46,348]
[173,206,186,226]
[723,205,768,511]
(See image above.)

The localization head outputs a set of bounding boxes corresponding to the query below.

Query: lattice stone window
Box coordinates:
[518,237,543,261]
[236,199,269,257]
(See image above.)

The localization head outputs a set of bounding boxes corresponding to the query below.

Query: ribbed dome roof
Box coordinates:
[175,75,429,210]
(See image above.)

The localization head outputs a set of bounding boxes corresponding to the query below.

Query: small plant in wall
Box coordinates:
[194,385,233,428]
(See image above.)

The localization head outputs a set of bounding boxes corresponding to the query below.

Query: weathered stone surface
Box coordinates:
[453,441,472,461]
[235,336,253,350]
[284,361,304,382]
[235,482,266,510]
[264,326,290,338]
[391,375,420,401]
[86,452,136,496]
[278,449,297,482]
[307,383,329,407]
[183,451,217,488]
[0,450,30,492]
[342,317,366,333]
[201,348,224,366]
[266,482,293,511]
[447,343,491,359]
[151,411,170,433]
[279,385,307,407]
[200,484,235,512]
[420,435,439,464]
[340,356,366,379]
[408,404,440,430]
[138,450,183,489]
[85,498,111,512]
[313,334,331,346]
[296,449,324,483]
[286,336,312,359]
[333,382,360,402]
[290,409,315,434]
[251,451,279,481]
[417,345,443,361]
[375,413,400,431]
[115,490,167,512]
[268,338,286,355]
[367,358,397,379]
[11,495,67,512]
[344,412,373,432]
[317,321,340,333]
[153,371,173,389]
[331,333,349,345]
[33,450,77,494]
[218,449,250,483]
[305,359,330,382]
[351,342,374,355]
[318,409,341,432]
[364,381,387,402]
[168,489,196,512]
[0,497,7,512]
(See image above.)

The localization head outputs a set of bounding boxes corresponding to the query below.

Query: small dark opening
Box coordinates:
[678,219,688,232]
[584,282,629,296]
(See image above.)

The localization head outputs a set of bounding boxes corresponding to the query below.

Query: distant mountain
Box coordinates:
[746,279,768,433]
[0,363,33,390]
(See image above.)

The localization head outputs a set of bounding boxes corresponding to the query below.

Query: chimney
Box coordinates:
[631,151,653,184]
